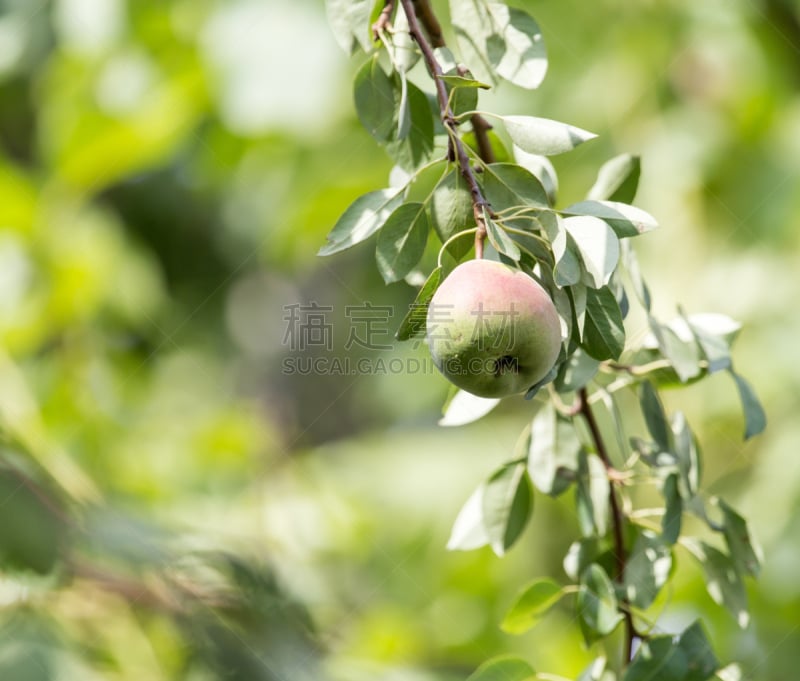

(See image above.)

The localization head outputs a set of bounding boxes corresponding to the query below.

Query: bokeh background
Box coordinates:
[0,0,798,679]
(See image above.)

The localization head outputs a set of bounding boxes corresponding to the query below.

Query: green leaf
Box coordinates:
[553,228,583,288]
[577,657,615,681]
[319,188,403,256]
[375,202,430,282]
[513,146,558,205]
[501,577,565,634]
[390,6,420,72]
[639,381,671,452]
[685,319,731,373]
[684,540,750,628]
[503,115,597,156]
[483,163,549,210]
[439,389,500,427]
[483,461,533,556]
[671,411,701,497]
[386,80,435,170]
[661,473,683,545]
[577,564,623,642]
[622,241,651,311]
[396,266,441,340]
[728,370,766,440]
[564,216,620,289]
[451,0,547,90]
[447,485,490,551]
[623,636,688,681]
[430,169,476,259]
[677,621,720,681]
[564,537,615,582]
[581,286,625,360]
[570,283,588,340]
[326,0,374,53]
[555,349,599,393]
[466,655,536,681]
[485,213,521,261]
[718,499,761,578]
[588,154,641,203]
[576,452,610,537]
[354,55,397,142]
[527,401,581,496]
[563,200,658,238]
[623,530,672,609]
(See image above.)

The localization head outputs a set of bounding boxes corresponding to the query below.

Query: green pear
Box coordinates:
[426,259,562,398]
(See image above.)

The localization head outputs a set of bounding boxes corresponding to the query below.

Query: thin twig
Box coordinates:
[579,387,636,663]
[399,0,489,258]
[372,0,395,40]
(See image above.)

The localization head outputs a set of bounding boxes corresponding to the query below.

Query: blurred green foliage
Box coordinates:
[0,0,797,679]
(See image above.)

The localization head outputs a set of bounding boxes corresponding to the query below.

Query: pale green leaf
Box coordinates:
[318,188,403,256]
[439,389,501,427]
[564,215,620,289]
[375,202,430,282]
[588,154,641,203]
[564,200,658,238]
[483,461,533,556]
[466,655,536,681]
[396,266,441,340]
[501,577,565,634]
[503,115,596,156]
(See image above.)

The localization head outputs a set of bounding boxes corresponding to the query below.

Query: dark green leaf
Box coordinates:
[527,401,581,496]
[671,411,701,497]
[677,620,720,681]
[501,577,565,634]
[485,213,521,261]
[483,163,549,210]
[588,154,641,204]
[386,81,435,170]
[483,461,533,556]
[623,530,672,609]
[553,229,583,288]
[577,564,623,642]
[318,188,403,255]
[430,169,476,259]
[503,115,596,155]
[375,202,430,283]
[624,636,688,681]
[564,215,620,289]
[396,266,441,340]
[451,1,547,90]
[685,540,750,628]
[729,370,766,440]
[353,55,397,142]
[576,452,610,537]
[564,200,658,238]
[466,655,536,681]
[640,381,671,452]
[581,286,625,360]
[564,537,616,582]
[661,473,683,545]
[718,499,761,578]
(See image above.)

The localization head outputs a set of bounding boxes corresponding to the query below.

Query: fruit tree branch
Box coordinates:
[579,387,636,663]
[399,0,489,258]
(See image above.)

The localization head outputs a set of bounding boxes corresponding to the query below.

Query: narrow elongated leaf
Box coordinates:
[503,115,597,156]
[485,213,521,261]
[386,81,435,170]
[577,564,623,641]
[684,540,750,628]
[483,462,533,556]
[729,370,766,440]
[375,202,430,282]
[564,200,658,238]
[354,55,397,142]
[576,452,610,537]
[564,215,619,289]
[439,389,501,427]
[640,381,671,452]
[718,499,761,578]
[528,401,581,496]
[671,411,701,497]
[396,267,441,340]
[438,74,491,89]
[325,0,373,53]
[319,189,403,255]
[451,0,547,89]
[483,163,549,210]
[501,578,565,634]
[447,485,490,551]
[466,655,536,681]
[623,530,672,609]
[588,154,641,203]
[661,473,683,545]
[581,286,625,360]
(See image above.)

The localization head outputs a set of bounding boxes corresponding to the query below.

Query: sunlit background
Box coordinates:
[0,0,798,678]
